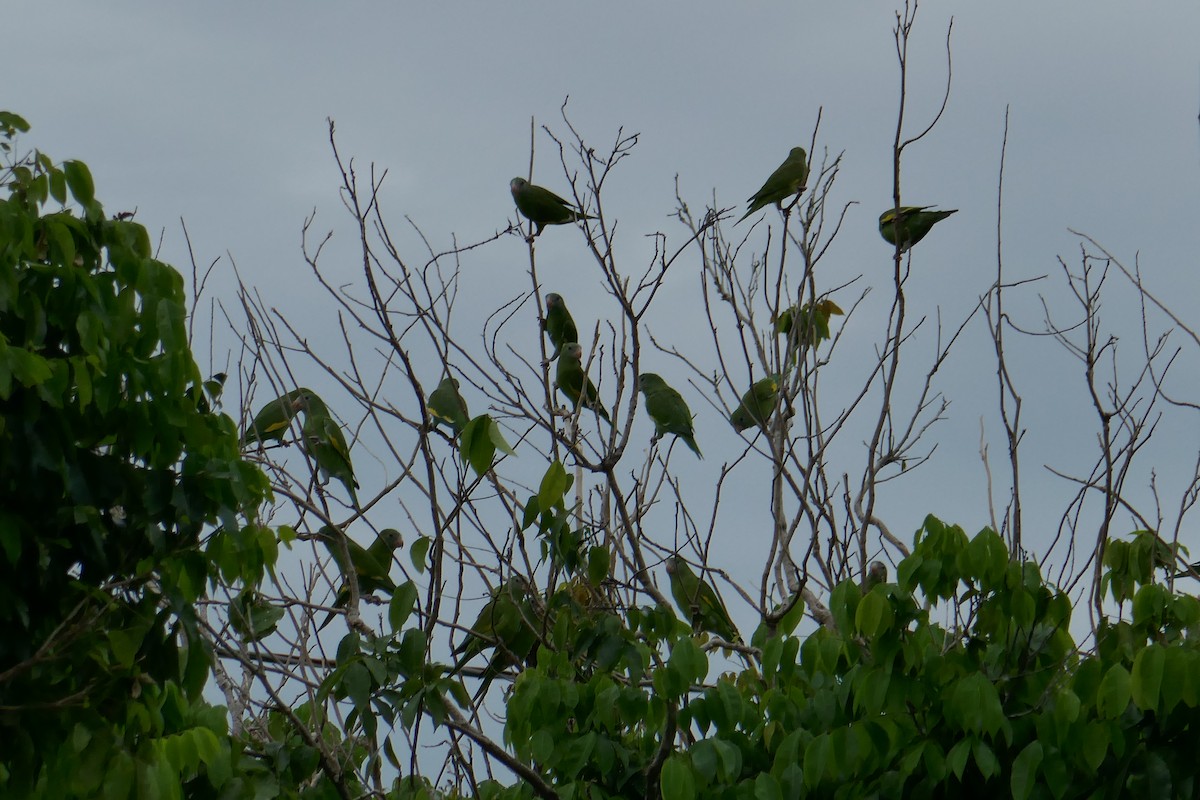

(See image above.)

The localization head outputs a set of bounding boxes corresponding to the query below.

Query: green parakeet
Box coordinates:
[428,376,470,434]
[297,390,359,506]
[241,387,306,446]
[638,373,701,458]
[729,374,782,432]
[738,147,809,223]
[453,578,540,698]
[665,556,740,642]
[878,206,957,252]
[510,177,593,241]
[319,526,404,596]
[556,342,610,423]
[542,292,578,361]
[317,526,404,629]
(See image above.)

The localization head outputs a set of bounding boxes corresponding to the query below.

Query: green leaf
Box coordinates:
[389,581,418,631]
[946,738,971,780]
[107,628,144,669]
[48,168,66,204]
[1131,644,1164,711]
[667,635,707,688]
[754,772,783,800]
[63,159,95,206]
[6,347,52,388]
[1010,741,1043,800]
[1073,657,1102,704]
[854,590,892,638]
[964,526,1008,587]
[947,673,1004,735]
[486,416,516,456]
[459,415,496,476]
[530,729,555,763]
[1097,664,1132,719]
[1080,723,1109,772]
[710,738,742,782]
[0,111,30,135]
[690,739,717,782]
[409,536,432,574]
[586,546,610,586]
[341,661,371,712]
[538,460,572,511]
[972,738,998,780]
[661,754,696,800]
[1160,647,1188,713]
[803,733,832,788]
[103,750,135,800]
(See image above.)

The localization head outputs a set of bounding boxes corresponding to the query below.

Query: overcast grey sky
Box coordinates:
[10,2,1200,619]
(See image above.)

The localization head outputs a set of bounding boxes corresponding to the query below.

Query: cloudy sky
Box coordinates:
[11,2,1200,625]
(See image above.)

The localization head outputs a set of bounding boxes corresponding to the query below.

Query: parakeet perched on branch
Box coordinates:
[738,147,809,223]
[453,578,540,698]
[638,373,701,458]
[542,293,578,362]
[556,342,610,423]
[510,177,593,241]
[878,206,957,252]
[317,526,404,629]
[428,376,470,435]
[319,526,403,596]
[665,556,739,642]
[242,387,306,446]
[297,390,359,506]
[729,374,782,432]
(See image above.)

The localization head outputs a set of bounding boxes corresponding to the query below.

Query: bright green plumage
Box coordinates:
[665,556,739,642]
[542,293,578,361]
[738,147,809,223]
[453,578,540,698]
[556,342,610,423]
[317,526,404,629]
[729,374,782,432]
[510,177,593,241]
[241,387,306,446]
[638,373,701,458]
[878,206,957,252]
[297,390,359,506]
[428,376,469,435]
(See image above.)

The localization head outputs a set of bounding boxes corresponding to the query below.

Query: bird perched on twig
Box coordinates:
[729,374,782,432]
[295,390,360,507]
[510,177,593,242]
[638,373,701,458]
[452,577,540,699]
[665,556,740,643]
[427,376,470,436]
[542,292,578,362]
[878,206,957,252]
[556,342,610,424]
[738,147,809,224]
[316,526,404,630]
[241,387,307,447]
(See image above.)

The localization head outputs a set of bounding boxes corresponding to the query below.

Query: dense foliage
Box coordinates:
[0,112,282,798]
[4,14,1199,790]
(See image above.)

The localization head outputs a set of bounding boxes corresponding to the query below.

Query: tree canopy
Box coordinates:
[4,8,1200,798]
